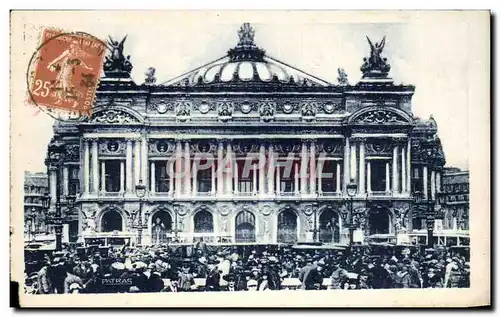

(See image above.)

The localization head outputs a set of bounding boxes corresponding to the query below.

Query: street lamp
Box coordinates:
[346,178,358,245]
[41,193,51,234]
[46,135,66,251]
[135,179,146,246]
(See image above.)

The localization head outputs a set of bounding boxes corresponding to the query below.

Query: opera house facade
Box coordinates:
[45,24,448,247]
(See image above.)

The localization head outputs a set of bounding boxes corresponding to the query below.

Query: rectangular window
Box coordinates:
[154,162,170,193]
[102,160,121,192]
[68,166,80,195]
[197,159,212,193]
[237,159,255,193]
[370,160,388,192]
[411,166,424,193]
[319,160,337,193]
[277,163,295,194]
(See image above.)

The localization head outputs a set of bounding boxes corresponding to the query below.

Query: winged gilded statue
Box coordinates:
[366,36,386,66]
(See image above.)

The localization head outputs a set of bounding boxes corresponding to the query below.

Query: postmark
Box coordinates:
[27,28,106,116]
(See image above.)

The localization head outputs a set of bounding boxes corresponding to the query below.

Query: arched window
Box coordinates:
[277,210,298,243]
[368,208,391,235]
[235,210,255,243]
[194,209,214,233]
[319,209,340,243]
[101,210,123,232]
[151,210,172,245]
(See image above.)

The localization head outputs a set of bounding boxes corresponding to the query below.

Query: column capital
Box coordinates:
[125,137,140,142]
[351,136,367,143]
[83,136,99,142]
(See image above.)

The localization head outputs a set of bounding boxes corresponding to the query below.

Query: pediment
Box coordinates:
[348,106,412,125]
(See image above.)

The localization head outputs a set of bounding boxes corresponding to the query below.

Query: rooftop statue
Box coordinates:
[103,35,133,74]
[237,23,256,46]
[361,36,391,78]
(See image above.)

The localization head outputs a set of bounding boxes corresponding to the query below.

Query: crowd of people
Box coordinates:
[24,240,470,294]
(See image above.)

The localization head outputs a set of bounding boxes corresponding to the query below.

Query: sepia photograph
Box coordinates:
[9,10,490,307]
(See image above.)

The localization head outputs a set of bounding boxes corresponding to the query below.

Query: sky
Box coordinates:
[11,11,489,174]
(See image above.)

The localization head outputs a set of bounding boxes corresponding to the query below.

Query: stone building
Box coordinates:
[439,167,470,231]
[24,172,49,239]
[45,24,446,246]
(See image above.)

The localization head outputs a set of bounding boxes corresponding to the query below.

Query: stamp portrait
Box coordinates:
[28,28,106,115]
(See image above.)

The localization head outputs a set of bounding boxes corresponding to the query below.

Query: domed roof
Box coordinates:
[163,23,331,88]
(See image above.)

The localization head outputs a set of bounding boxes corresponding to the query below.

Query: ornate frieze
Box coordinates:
[217,101,233,121]
[149,102,175,114]
[148,140,175,156]
[317,140,342,155]
[273,142,301,154]
[259,101,275,122]
[319,101,344,115]
[98,139,126,156]
[191,140,217,154]
[65,144,80,161]
[276,102,300,114]
[234,101,257,114]
[233,141,259,155]
[89,109,140,124]
[194,101,216,114]
[354,109,408,125]
[365,139,392,156]
[176,101,192,121]
[301,102,317,121]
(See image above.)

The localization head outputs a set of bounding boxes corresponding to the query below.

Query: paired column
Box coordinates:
[300,140,308,194]
[294,162,300,195]
[125,139,133,192]
[63,166,69,196]
[184,141,191,195]
[134,140,141,186]
[150,162,156,194]
[217,141,224,196]
[267,143,275,195]
[49,167,57,204]
[385,162,391,193]
[343,137,350,192]
[309,140,316,194]
[423,166,428,199]
[358,140,365,194]
[252,163,258,194]
[192,159,198,195]
[169,161,174,195]
[401,146,406,193]
[91,139,99,193]
[176,141,183,196]
[259,144,266,196]
[83,139,90,194]
[406,139,411,192]
[317,160,323,194]
[350,141,357,182]
[392,145,399,193]
[336,162,341,193]
[100,161,106,192]
[233,160,239,194]
[141,136,148,185]
[367,161,372,194]
[210,163,216,195]
[120,161,125,193]
[225,142,233,194]
[431,170,436,200]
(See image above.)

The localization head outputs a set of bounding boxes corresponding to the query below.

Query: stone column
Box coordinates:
[211,163,216,195]
[63,166,69,196]
[294,162,300,194]
[392,145,399,193]
[141,136,148,186]
[125,139,133,192]
[134,140,141,185]
[300,140,308,194]
[234,160,239,194]
[431,170,436,200]
[91,140,99,193]
[276,165,281,195]
[259,144,266,196]
[401,146,406,193]
[406,139,411,192]
[217,141,224,196]
[150,161,156,194]
[350,141,357,182]
[252,163,258,194]
[423,166,428,199]
[120,161,125,193]
[317,160,323,194]
[226,142,233,194]
[175,140,183,196]
[385,162,391,193]
[267,143,275,195]
[359,140,365,194]
[184,141,191,195]
[100,161,106,192]
[309,140,316,194]
[83,139,90,194]
[436,172,441,193]
[192,160,198,195]
[367,161,372,194]
[49,167,57,204]
[343,137,350,192]
[336,162,341,193]
[169,160,174,195]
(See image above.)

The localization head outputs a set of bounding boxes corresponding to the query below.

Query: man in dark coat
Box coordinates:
[205,259,221,292]
[299,262,324,290]
[146,271,165,292]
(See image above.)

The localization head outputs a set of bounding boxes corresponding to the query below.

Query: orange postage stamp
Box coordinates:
[28,28,106,115]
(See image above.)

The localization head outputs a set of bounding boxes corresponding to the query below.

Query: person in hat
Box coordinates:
[178,264,195,292]
[222,273,237,291]
[68,282,83,294]
[246,279,258,291]
[205,258,221,292]
[37,260,53,294]
[330,261,348,290]
[146,270,165,292]
[63,264,83,294]
[299,260,324,290]
[162,274,180,293]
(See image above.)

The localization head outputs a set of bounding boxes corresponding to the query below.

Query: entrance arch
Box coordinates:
[319,209,341,243]
[277,209,298,243]
[100,209,123,232]
[150,209,172,245]
[194,209,214,233]
[235,210,256,243]
[368,207,392,235]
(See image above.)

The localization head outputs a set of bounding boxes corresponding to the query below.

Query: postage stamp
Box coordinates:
[27,28,106,116]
